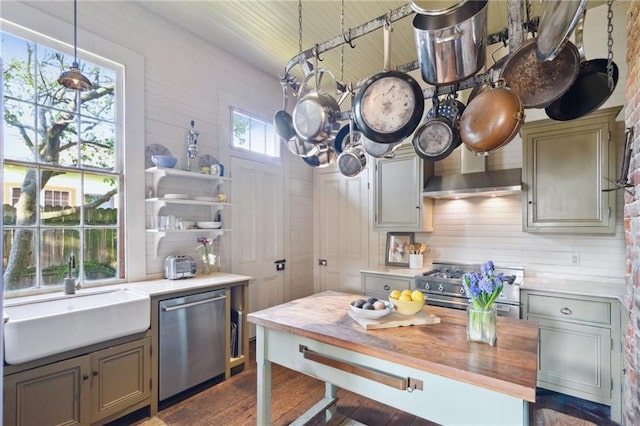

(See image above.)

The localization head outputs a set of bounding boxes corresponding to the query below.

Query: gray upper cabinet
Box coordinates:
[373,145,433,231]
[522,107,620,234]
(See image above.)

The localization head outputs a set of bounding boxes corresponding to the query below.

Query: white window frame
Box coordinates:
[2,3,146,288]
[229,106,281,165]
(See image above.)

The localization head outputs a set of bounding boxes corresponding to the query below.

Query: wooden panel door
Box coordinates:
[231,157,284,338]
[317,169,369,294]
[4,355,90,426]
[90,337,151,423]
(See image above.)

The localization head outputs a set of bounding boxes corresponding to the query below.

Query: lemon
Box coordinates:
[411,290,424,302]
[389,289,401,299]
[401,289,413,298]
[399,293,412,302]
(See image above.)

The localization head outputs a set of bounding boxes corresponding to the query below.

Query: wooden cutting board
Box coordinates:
[348,310,441,330]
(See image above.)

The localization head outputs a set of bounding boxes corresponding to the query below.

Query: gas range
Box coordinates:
[412,261,524,318]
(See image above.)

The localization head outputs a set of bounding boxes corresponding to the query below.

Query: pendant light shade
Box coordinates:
[58,0,92,91]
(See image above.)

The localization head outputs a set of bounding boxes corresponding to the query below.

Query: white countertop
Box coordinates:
[522,277,627,302]
[360,265,430,278]
[4,272,253,306]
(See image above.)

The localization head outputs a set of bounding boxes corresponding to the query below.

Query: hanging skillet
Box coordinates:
[353,19,425,144]
[545,3,619,121]
[413,94,465,161]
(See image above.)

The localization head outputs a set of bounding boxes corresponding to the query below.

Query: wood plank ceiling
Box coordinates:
[135,1,547,85]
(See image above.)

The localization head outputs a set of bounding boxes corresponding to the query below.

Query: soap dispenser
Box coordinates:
[64,253,77,295]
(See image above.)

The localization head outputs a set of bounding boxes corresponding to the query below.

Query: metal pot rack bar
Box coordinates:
[284,0,534,100]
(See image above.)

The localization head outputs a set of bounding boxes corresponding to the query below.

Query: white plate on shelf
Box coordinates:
[163,194,189,200]
[193,196,216,202]
[197,221,222,229]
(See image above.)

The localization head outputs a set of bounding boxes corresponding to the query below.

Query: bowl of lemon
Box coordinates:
[388,289,425,315]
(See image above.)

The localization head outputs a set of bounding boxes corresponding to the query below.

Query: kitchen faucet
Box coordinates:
[186,120,199,171]
[64,253,77,295]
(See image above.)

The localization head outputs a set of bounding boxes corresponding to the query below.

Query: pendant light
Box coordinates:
[58,0,92,91]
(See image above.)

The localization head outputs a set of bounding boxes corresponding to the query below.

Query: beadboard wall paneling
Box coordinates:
[8,1,313,295]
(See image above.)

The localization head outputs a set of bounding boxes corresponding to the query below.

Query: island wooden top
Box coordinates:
[248,291,538,402]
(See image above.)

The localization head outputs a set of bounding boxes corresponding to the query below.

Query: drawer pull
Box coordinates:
[384,284,390,291]
[299,345,423,392]
[560,307,572,315]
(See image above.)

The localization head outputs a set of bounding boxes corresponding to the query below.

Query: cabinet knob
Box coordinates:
[92,371,99,377]
[384,285,390,291]
[82,375,89,381]
[560,307,572,315]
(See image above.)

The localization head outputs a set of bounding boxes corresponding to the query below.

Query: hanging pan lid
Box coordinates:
[536,0,588,62]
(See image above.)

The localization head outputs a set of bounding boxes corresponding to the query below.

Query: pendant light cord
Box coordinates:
[73,0,79,65]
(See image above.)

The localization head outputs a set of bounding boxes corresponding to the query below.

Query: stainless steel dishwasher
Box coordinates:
[159,289,226,401]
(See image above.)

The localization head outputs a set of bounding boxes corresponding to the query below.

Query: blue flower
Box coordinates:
[462,261,504,309]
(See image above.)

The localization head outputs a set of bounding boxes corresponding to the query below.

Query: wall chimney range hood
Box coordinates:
[422,148,522,199]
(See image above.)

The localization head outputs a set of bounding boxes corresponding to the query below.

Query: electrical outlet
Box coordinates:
[570,253,580,265]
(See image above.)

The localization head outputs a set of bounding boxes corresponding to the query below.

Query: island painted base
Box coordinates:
[255,326,529,425]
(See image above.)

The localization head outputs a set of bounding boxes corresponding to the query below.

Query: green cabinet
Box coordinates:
[361,272,412,300]
[4,337,151,426]
[522,290,623,422]
[521,107,620,233]
[374,146,433,231]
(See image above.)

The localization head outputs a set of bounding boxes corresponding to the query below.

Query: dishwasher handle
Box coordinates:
[161,295,226,312]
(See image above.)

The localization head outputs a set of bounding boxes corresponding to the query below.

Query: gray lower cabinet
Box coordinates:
[522,290,623,422]
[362,272,412,300]
[4,336,151,426]
[374,146,433,231]
[521,106,620,233]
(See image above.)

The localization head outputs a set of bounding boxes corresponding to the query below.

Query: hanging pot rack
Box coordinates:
[283,1,536,102]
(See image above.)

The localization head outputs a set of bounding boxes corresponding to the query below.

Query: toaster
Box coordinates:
[164,255,197,279]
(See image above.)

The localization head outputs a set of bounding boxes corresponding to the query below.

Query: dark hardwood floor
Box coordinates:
[119,341,618,426]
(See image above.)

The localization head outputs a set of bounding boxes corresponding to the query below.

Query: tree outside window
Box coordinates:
[2,28,122,292]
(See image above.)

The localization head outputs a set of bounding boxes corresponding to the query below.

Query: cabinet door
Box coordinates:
[522,107,619,233]
[374,147,433,231]
[362,273,412,299]
[90,337,151,423]
[533,316,612,404]
[4,356,91,426]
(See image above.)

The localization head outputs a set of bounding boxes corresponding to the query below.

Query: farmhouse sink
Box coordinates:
[3,288,150,365]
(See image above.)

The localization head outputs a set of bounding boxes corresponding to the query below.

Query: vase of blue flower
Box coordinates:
[462,261,504,346]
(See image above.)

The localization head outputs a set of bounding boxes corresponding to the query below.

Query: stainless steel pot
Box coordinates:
[302,143,337,168]
[293,69,341,144]
[338,144,367,177]
[362,138,402,158]
[412,0,488,85]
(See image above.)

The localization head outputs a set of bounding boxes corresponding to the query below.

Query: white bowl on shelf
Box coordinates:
[197,221,222,229]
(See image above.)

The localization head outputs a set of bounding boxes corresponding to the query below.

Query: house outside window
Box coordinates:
[2,26,123,293]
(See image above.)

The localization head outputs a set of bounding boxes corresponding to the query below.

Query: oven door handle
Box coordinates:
[425,296,469,309]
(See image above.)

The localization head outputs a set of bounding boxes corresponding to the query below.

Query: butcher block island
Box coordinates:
[248,291,538,426]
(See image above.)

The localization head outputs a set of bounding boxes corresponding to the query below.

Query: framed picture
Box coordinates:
[385,232,415,267]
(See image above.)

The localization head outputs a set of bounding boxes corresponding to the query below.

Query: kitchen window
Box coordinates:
[2,26,123,294]
[231,108,280,158]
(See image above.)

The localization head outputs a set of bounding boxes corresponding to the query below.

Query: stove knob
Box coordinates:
[423,283,430,290]
[438,284,444,292]
[459,287,465,295]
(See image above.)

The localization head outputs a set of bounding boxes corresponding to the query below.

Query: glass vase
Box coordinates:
[467,304,497,346]
[201,253,218,274]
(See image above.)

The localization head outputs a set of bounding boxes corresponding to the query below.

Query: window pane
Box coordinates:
[3,99,36,162]
[41,228,79,286]
[3,228,37,291]
[84,172,118,225]
[265,125,278,157]
[84,229,118,282]
[80,118,116,169]
[37,44,74,110]
[80,60,115,121]
[250,120,266,154]
[233,112,250,148]
[4,164,37,226]
[1,32,36,101]
[37,106,78,165]
[41,169,80,225]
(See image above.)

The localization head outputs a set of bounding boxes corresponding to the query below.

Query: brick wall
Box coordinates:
[624,2,640,424]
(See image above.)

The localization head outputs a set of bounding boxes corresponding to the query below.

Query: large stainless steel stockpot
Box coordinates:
[412,0,488,86]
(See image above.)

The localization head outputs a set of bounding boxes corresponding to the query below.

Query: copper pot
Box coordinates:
[459,85,524,155]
